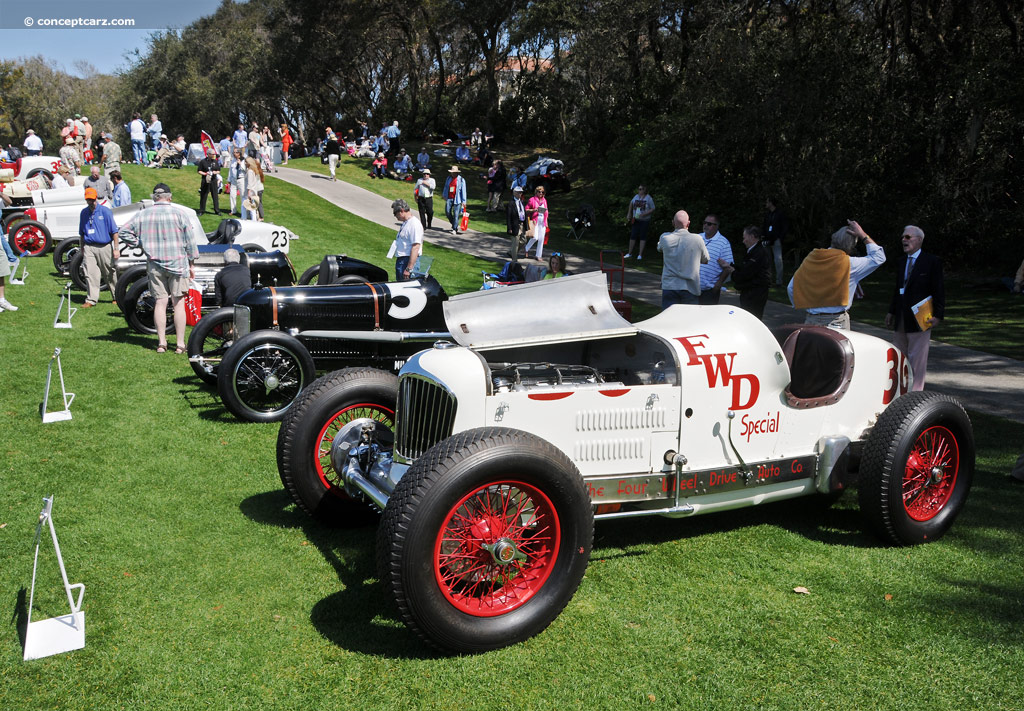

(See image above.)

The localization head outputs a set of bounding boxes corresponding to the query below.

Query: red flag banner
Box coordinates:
[200,130,217,157]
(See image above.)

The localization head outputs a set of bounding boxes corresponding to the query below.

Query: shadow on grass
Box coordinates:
[10,587,28,652]
[239,489,434,659]
[88,327,153,348]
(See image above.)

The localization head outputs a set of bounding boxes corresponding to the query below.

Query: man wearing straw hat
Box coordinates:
[443,165,467,234]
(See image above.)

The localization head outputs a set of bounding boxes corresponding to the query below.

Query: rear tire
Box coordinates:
[859,392,974,545]
[1,211,25,234]
[298,265,320,285]
[217,330,315,422]
[187,307,236,385]
[336,274,369,285]
[25,168,54,181]
[378,428,593,653]
[68,250,109,292]
[277,368,398,525]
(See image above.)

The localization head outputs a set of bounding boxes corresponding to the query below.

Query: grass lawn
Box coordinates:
[2,162,1021,710]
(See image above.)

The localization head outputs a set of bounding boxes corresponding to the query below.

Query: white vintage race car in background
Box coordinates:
[0,155,62,181]
[277,272,975,653]
[5,196,295,278]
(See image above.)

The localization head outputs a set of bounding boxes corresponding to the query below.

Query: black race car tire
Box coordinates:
[52,237,81,274]
[24,168,54,181]
[68,250,110,292]
[298,265,320,285]
[377,428,593,653]
[114,263,148,308]
[217,330,315,422]
[859,391,974,545]
[2,211,26,234]
[187,307,236,385]
[123,279,162,335]
[277,367,399,525]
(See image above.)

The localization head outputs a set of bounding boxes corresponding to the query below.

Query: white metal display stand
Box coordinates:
[53,281,76,328]
[40,348,75,423]
[23,496,86,661]
[9,258,28,285]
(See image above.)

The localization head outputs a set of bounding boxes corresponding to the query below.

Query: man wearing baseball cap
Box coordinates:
[118,184,199,352]
[78,186,119,308]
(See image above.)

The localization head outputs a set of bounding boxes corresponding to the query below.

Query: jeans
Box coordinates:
[1,232,18,262]
[131,139,146,163]
[395,255,411,281]
[662,289,699,309]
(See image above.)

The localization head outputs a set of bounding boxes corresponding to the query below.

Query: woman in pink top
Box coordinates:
[523,186,548,260]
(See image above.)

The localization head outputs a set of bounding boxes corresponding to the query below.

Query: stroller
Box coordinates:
[565,204,595,240]
[481,260,526,289]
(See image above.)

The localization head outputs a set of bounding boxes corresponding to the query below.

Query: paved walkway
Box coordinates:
[274,166,1024,423]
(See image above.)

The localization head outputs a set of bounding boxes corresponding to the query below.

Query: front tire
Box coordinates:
[9,219,51,257]
[859,392,974,545]
[277,368,398,524]
[114,263,148,308]
[377,428,593,653]
[217,330,315,422]
[52,237,81,275]
[187,307,236,385]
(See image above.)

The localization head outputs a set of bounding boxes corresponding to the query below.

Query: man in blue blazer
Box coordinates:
[886,225,945,391]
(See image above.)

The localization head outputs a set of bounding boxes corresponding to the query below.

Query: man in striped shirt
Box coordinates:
[118,183,200,353]
[698,214,734,304]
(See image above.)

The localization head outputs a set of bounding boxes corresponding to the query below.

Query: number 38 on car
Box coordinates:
[277,273,974,654]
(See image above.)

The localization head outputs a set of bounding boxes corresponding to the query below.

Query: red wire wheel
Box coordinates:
[433,480,560,616]
[9,219,51,257]
[315,402,394,492]
[860,391,974,545]
[277,368,398,525]
[379,428,593,653]
[902,425,959,522]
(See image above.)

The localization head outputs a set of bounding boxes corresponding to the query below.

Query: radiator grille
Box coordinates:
[395,375,457,461]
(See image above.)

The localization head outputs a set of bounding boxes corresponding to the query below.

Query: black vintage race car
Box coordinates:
[186,254,390,384]
[120,247,298,336]
[213,261,449,422]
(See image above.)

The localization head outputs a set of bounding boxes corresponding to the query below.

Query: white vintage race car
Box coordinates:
[277,272,975,653]
[0,155,62,181]
[8,198,295,273]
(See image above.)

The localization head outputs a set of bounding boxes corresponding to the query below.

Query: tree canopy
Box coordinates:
[2,0,1021,264]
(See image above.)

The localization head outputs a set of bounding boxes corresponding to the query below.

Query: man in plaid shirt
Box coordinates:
[118,183,200,353]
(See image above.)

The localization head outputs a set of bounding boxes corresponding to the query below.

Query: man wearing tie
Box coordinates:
[506,186,528,262]
[885,225,945,391]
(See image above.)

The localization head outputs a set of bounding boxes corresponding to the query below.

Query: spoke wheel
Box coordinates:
[378,427,593,653]
[860,391,974,545]
[902,425,959,522]
[9,219,51,257]
[434,480,560,617]
[277,368,398,525]
[218,331,315,422]
[52,238,81,275]
[187,307,235,385]
[314,403,394,491]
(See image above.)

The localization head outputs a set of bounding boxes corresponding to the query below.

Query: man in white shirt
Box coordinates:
[23,129,43,155]
[698,214,734,304]
[391,199,423,281]
[658,210,709,308]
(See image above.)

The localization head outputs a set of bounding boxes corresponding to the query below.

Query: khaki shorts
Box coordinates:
[146,262,189,299]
